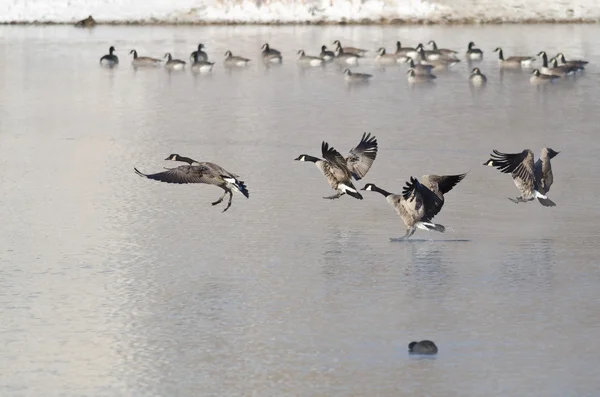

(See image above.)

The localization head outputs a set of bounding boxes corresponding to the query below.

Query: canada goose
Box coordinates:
[100,46,118,67]
[319,45,335,62]
[343,69,372,83]
[469,67,487,85]
[375,47,399,65]
[164,53,186,70]
[297,50,324,67]
[361,172,465,239]
[261,43,282,63]
[417,48,460,69]
[414,43,443,61]
[549,57,580,75]
[395,41,418,62]
[190,43,208,63]
[129,50,162,67]
[493,47,535,68]
[407,69,436,83]
[75,15,96,28]
[530,69,560,84]
[409,340,438,355]
[224,50,251,67]
[191,53,214,73]
[294,133,378,200]
[428,41,459,58]
[466,41,483,60]
[537,51,563,76]
[332,40,367,57]
[134,154,249,213]
[555,53,588,69]
[483,148,559,206]
[334,47,360,65]
[405,57,434,75]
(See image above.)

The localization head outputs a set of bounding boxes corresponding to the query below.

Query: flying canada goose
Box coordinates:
[261,43,282,63]
[483,148,559,206]
[395,41,418,62]
[361,172,466,239]
[555,53,588,69]
[296,50,324,67]
[466,41,483,60]
[493,47,535,68]
[334,47,360,65]
[343,69,372,83]
[549,57,580,75]
[134,154,249,213]
[223,50,251,67]
[428,41,459,58]
[129,50,162,67]
[405,57,434,75]
[319,45,335,61]
[530,69,560,84]
[409,340,438,355]
[332,40,367,57]
[294,133,378,200]
[190,43,208,63]
[469,67,487,85]
[164,53,186,70]
[407,69,436,83]
[190,53,214,73]
[100,46,119,67]
[375,47,399,65]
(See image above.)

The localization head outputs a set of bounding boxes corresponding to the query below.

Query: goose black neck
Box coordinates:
[176,156,196,164]
[371,185,391,197]
[302,155,320,163]
[497,49,504,60]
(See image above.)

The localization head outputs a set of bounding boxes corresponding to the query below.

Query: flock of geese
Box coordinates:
[99,39,590,85]
[134,133,560,239]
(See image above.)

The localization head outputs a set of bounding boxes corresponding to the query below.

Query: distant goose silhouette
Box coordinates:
[409,340,438,355]
[100,46,118,67]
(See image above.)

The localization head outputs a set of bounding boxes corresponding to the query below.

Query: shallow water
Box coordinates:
[1,24,600,396]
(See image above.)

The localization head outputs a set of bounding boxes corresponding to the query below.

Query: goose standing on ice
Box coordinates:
[484,148,559,206]
[261,43,282,63]
[395,41,418,62]
[191,53,214,73]
[361,172,466,239]
[294,133,378,200]
[164,53,186,70]
[134,154,249,213]
[466,41,483,60]
[297,50,324,67]
[190,43,208,63]
[319,45,335,62]
[129,50,162,67]
[223,51,251,67]
[100,46,119,67]
[469,67,487,85]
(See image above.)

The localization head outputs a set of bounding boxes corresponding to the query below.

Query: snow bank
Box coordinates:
[1,0,599,24]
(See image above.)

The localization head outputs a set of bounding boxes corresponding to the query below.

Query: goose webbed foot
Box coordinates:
[508,196,531,204]
[212,190,228,206]
[221,191,233,213]
[323,192,344,200]
[398,227,416,240]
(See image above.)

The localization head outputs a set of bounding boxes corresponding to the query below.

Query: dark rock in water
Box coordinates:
[408,340,438,355]
[75,15,96,28]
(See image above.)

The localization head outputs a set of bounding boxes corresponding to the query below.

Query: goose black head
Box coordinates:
[109,46,116,53]
[546,148,560,159]
[360,183,376,191]
[165,154,181,161]
[224,50,232,58]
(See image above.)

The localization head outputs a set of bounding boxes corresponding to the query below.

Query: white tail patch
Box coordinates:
[534,190,548,199]
[416,222,435,230]
[339,183,357,193]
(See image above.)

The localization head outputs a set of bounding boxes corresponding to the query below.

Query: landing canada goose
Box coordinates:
[134,154,249,213]
[319,45,335,62]
[375,47,399,65]
[428,40,459,58]
[294,133,378,200]
[405,57,434,75]
[469,67,487,85]
[164,53,186,70]
[334,47,360,65]
[224,50,251,67]
[483,148,559,206]
[190,53,214,73]
[466,41,483,60]
[129,50,162,67]
[555,53,588,69]
[297,50,324,67]
[343,69,372,83]
[407,69,436,83]
[409,340,438,355]
[530,69,560,84]
[332,40,367,57]
[395,41,418,62]
[261,43,282,63]
[493,47,535,68]
[75,15,96,28]
[100,46,119,67]
[549,57,580,75]
[190,43,208,63]
[361,172,466,239]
